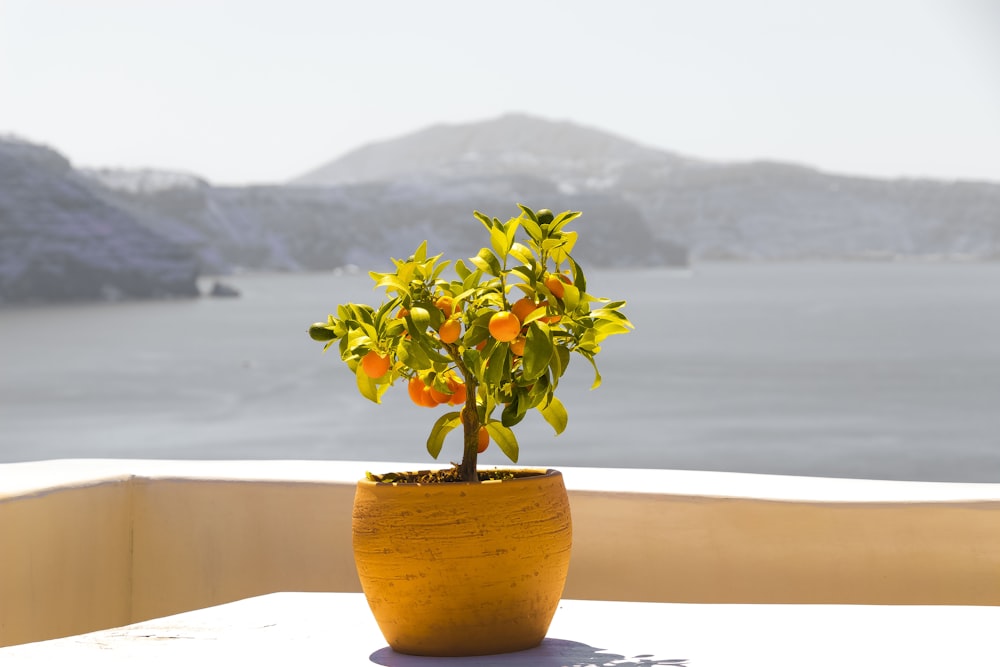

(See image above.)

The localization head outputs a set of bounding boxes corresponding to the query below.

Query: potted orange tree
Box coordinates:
[308,205,632,656]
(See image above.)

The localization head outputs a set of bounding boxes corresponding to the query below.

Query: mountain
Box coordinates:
[8,113,993,304]
[294,114,1000,262]
[0,138,200,304]
[294,112,693,187]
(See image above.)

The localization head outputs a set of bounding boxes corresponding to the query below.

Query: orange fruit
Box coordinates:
[434,296,456,318]
[544,273,570,299]
[446,377,467,406]
[511,297,538,324]
[488,311,521,342]
[477,426,489,453]
[361,351,390,378]
[428,384,451,404]
[510,335,526,356]
[407,376,436,408]
[438,317,461,344]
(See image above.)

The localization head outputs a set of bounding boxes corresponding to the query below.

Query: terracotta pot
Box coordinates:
[352,468,572,656]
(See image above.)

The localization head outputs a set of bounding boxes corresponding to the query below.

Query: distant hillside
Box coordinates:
[294,112,693,187]
[0,138,199,304]
[295,114,1000,262]
[83,171,685,274]
[5,113,996,305]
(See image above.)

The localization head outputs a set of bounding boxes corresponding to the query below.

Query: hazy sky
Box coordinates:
[2,0,998,185]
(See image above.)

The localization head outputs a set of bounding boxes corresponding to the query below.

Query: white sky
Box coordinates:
[1,0,998,185]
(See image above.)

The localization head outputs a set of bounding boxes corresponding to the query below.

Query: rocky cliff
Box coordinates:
[0,138,200,304]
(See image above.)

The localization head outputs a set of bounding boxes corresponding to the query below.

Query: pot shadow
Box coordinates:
[369,638,687,666]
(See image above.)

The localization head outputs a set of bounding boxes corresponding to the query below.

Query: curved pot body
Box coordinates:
[352,468,572,656]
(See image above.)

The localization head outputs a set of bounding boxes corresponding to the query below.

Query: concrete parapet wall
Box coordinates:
[2,460,999,647]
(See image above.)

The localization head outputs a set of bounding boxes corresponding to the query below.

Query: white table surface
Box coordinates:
[2,592,997,666]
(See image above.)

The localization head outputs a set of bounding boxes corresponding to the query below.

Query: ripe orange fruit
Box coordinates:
[407,376,436,408]
[477,426,489,453]
[446,377,467,406]
[438,317,461,344]
[511,297,538,324]
[361,351,390,378]
[434,296,456,318]
[544,273,571,299]
[428,383,451,404]
[489,311,521,342]
[510,335,526,356]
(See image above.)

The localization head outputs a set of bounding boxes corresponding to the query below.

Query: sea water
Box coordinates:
[1,262,998,482]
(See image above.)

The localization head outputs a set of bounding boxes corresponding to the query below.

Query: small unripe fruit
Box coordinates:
[308,323,336,341]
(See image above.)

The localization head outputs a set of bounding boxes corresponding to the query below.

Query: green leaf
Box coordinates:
[372,273,408,294]
[489,225,510,260]
[550,230,578,264]
[503,217,519,249]
[486,421,519,463]
[416,336,453,364]
[509,264,536,286]
[561,282,581,311]
[508,242,534,265]
[483,341,509,387]
[397,338,432,370]
[356,364,381,403]
[470,248,502,276]
[538,395,568,435]
[426,411,462,459]
[473,210,494,232]
[568,256,587,292]
[522,321,554,380]
[455,259,472,281]
[516,203,537,221]
[501,392,528,428]
[411,240,428,263]
[520,217,543,243]
[578,351,603,389]
[549,210,582,235]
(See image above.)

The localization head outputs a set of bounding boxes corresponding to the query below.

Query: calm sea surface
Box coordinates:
[1,262,998,482]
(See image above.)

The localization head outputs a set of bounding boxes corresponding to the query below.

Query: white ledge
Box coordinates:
[4,458,1000,504]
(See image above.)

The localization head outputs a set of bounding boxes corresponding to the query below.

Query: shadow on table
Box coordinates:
[369,638,687,666]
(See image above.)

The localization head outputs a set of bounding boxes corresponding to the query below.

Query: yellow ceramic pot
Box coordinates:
[352,468,572,656]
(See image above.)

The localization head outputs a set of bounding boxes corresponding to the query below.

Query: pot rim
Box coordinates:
[358,467,561,487]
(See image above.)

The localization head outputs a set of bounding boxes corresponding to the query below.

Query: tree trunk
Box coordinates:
[457,380,480,483]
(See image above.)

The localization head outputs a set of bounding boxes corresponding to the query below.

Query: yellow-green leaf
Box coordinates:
[522,321,553,380]
[485,421,519,463]
[426,411,462,459]
[538,395,568,435]
[489,226,510,260]
[356,364,380,403]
